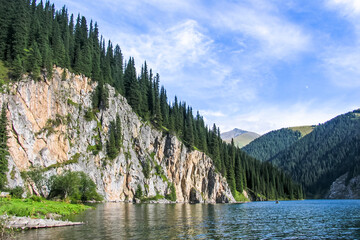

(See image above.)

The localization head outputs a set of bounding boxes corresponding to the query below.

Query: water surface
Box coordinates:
[16,200,360,239]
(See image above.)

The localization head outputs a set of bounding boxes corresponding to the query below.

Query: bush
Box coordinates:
[47,171,103,202]
[134,184,143,199]
[165,183,176,202]
[9,186,24,199]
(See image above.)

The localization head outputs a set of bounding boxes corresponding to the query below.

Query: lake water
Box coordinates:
[16,200,360,239]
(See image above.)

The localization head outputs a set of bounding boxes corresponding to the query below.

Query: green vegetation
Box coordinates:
[141,193,164,202]
[134,184,143,199]
[165,183,176,201]
[0,61,10,92]
[106,114,122,159]
[0,0,303,201]
[288,125,315,137]
[270,109,360,198]
[0,103,9,189]
[233,190,249,202]
[142,159,151,179]
[243,128,302,162]
[0,197,90,219]
[48,171,103,202]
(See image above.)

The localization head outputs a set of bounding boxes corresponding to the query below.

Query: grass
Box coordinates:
[233,190,249,202]
[0,197,91,219]
[140,193,165,202]
[288,125,315,137]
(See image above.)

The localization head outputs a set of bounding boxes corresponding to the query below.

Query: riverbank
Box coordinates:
[2,215,84,229]
[0,197,91,233]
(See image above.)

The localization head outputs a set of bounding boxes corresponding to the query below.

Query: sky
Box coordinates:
[50,0,359,134]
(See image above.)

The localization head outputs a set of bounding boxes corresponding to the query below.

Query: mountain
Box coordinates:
[244,111,360,199]
[242,126,314,162]
[221,128,260,148]
[0,68,234,203]
[0,0,304,202]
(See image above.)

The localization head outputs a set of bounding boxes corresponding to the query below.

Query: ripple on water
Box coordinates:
[14,200,360,240]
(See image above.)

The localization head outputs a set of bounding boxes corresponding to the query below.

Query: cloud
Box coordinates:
[210,1,312,60]
[321,0,360,88]
[113,19,213,77]
[326,0,360,17]
[205,101,354,135]
[322,48,360,87]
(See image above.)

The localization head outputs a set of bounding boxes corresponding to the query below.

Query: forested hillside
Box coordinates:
[242,128,302,161]
[0,0,303,200]
[269,110,360,198]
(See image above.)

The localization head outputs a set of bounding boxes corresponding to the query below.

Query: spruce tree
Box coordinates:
[0,103,9,189]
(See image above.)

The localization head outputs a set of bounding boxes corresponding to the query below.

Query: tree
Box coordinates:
[0,103,9,189]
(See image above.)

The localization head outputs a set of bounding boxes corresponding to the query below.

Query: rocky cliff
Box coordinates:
[327,173,360,199]
[0,67,235,203]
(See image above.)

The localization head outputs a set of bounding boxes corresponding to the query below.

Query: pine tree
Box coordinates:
[0,103,9,189]
[115,114,122,149]
[107,122,117,159]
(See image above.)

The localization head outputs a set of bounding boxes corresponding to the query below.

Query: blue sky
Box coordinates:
[51,0,359,134]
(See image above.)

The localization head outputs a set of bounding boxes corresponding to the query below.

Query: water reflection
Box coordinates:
[15,200,360,239]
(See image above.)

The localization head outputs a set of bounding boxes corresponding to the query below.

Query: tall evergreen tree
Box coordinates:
[0,103,9,189]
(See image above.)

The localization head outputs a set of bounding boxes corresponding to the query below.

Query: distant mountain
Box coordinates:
[242,126,314,162]
[220,128,260,148]
[243,110,360,198]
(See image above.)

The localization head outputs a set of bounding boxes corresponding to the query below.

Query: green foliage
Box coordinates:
[67,98,79,107]
[0,0,303,201]
[0,61,9,92]
[243,128,302,162]
[269,110,360,198]
[106,115,122,159]
[84,108,95,121]
[0,197,90,219]
[141,193,164,202]
[233,190,249,202]
[165,183,176,201]
[134,184,143,199]
[47,171,103,202]
[0,103,9,190]
[5,186,24,199]
[142,159,151,179]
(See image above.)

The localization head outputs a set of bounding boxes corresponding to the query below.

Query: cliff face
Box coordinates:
[327,173,360,199]
[1,68,235,203]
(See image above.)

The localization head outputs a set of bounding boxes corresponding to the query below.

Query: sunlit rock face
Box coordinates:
[1,68,234,203]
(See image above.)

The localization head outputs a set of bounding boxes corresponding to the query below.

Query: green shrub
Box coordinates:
[9,187,24,199]
[47,171,103,202]
[134,184,143,199]
[165,183,176,201]
[142,159,151,179]
[84,108,95,121]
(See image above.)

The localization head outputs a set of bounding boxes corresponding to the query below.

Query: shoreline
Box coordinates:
[3,215,84,230]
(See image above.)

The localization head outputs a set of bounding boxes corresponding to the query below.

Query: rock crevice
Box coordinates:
[1,68,235,203]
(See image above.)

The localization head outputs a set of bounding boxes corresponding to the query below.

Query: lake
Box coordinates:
[16,200,360,239]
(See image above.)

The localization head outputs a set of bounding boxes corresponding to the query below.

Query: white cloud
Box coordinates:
[326,0,360,16]
[322,0,360,88]
[113,19,213,77]
[210,1,311,60]
[323,48,360,87]
[210,102,354,135]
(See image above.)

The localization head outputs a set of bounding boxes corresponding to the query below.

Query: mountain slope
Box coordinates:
[221,128,260,148]
[0,0,304,202]
[242,128,303,162]
[0,68,235,203]
[270,110,360,198]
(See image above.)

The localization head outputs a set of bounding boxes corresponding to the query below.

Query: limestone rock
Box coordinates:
[0,67,235,203]
[327,173,360,199]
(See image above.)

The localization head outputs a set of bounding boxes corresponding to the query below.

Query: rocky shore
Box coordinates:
[2,215,84,230]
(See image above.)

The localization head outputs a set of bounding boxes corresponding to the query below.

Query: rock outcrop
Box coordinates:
[327,173,360,199]
[1,68,235,203]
